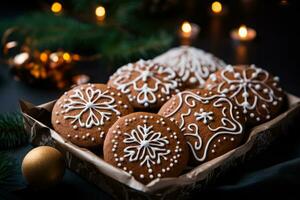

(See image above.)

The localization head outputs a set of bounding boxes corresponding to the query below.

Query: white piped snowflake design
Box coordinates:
[123,124,171,168]
[207,65,281,115]
[154,46,226,87]
[194,108,214,124]
[63,86,120,128]
[110,59,179,107]
[164,91,243,162]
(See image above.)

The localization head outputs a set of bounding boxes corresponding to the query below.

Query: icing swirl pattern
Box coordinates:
[103,112,189,184]
[52,83,133,147]
[108,59,182,109]
[63,86,120,128]
[205,65,285,124]
[159,90,245,163]
[123,124,171,168]
[154,46,226,88]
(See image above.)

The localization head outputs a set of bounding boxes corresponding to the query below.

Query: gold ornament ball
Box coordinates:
[22,146,65,188]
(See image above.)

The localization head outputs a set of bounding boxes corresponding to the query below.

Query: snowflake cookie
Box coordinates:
[159,89,246,164]
[103,112,189,184]
[154,46,226,89]
[52,83,133,148]
[205,65,286,126]
[107,59,183,110]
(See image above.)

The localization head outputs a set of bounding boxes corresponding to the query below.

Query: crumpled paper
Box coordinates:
[20,93,300,200]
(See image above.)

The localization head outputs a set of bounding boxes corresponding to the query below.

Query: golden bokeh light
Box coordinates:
[63,52,71,62]
[95,6,106,17]
[50,53,59,62]
[72,54,81,61]
[181,21,192,33]
[39,52,48,62]
[211,1,222,14]
[238,25,248,38]
[51,2,62,14]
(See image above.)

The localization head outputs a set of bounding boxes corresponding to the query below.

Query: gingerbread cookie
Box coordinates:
[205,65,285,126]
[52,83,133,148]
[154,46,226,89]
[103,112,189,184]
[158,89,246,164]
[107,59,183,110]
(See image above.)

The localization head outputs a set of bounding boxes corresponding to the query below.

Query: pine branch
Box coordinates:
[0,113,28,150]
[0,152,24,194]
[100,31,173,61]
[0,7,174,61]
[0,152,15,185]
[66,0,100,13]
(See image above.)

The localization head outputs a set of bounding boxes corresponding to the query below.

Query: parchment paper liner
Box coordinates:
[20,93,300,199]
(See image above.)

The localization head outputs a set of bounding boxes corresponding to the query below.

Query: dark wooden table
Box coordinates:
[1,1,300,199]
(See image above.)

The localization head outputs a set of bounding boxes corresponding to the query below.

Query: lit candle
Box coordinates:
[235,44,248,64]
[95,6,106,22]
[178,21,200,45]
[211,1,222,14]
[181,21,192,38]
[51,2,62,14]
[230,25,256,41]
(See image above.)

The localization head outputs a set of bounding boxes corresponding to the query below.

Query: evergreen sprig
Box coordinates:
[0,0,174,63]
[0,152,15,185]
[0,113,28,150]
[0,152,24,196]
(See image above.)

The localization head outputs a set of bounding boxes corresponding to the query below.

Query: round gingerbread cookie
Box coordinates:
[107,59,183,110]
[52,83,133,148]
[103,112,189,184]
[158,89,246,164]
[154,46,226,89]
[205,65,286,126]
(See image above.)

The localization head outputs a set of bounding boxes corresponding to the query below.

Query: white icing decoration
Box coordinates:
[123,124,171,168]
[194,108,214,124]
[164,91,243,162]
[154,46,226,87]
[208,65,281,117]
[63,86,120,128]
[111,59,179,107]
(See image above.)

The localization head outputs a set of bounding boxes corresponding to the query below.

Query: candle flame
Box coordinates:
[211,1,222,13]
[51,2,62,13]
[95,6,106,17]
[238,25,248,38]
[181,21,192,33]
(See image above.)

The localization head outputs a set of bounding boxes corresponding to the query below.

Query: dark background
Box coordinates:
[1,0,300,112]
[1,0,300,199]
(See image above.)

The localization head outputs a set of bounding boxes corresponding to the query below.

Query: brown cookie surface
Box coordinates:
[103,112,189,184]
[205,65,286,126]
[107,59,183,110]
[159,89,246,164]
[154,46,226,89]
[52,83,133,148]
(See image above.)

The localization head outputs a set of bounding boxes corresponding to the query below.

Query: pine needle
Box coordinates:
[0,152,24,194]
[0,113,28,150]
[0,152,15,185]
[0,2,174,61]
